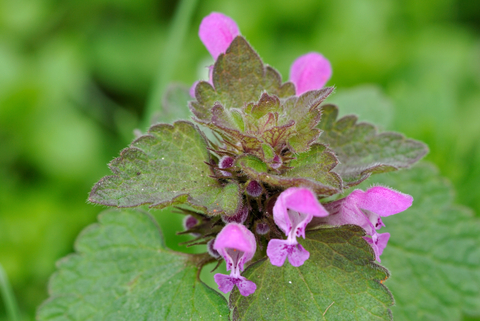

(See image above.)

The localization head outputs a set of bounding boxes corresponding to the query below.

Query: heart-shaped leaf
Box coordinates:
[37,209,230,320]
[230,225,393,320]
[89,121,242,216]
[317,104,428,187]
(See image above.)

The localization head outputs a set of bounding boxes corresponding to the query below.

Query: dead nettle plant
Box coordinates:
[38,12,431,320]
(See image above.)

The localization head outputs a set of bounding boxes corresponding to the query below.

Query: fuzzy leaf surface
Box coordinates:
[231,225,393,320]
[317,104,428,187]
[357,164,480,320]
[236,147,342,196]
[37,209,229,321]
[89,121,241,215]
[190,36,295,121]
[284,88,333,153]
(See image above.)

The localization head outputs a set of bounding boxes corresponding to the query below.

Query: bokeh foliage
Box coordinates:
[0,0,479,320]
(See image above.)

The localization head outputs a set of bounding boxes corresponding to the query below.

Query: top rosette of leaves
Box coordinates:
[191,14,333,171]
[87,12,428,300]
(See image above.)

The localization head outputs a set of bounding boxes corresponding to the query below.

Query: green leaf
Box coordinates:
[236,146,342,196]
[89,121,242,215]
[231,225,393,320]
[190,36,295,122]
[356,164,480,320]
[285,88,333,153]
[37,209,229,321]
[157,83,192,123]
[317,104,428,187]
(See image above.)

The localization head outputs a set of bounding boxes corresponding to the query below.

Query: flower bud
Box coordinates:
[219,156,235,177]
[246,180,262,198]
[222,206,248,224]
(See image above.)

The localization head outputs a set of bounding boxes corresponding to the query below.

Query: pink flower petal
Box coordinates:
[364,232,390,262]
[189,81,199,98]
[289,52,332,95]
[266,239,289,267]
[214,273,236,293]
[266,239,310,267]
[213,223,256,271]
[236,277,257,296]
[350,186,413,217]
[214,223,255,256]
[214,274,257,296]
[273,188,328,235]
[287,243,310,267]
[199,12,240,60]
[321,199,377,235]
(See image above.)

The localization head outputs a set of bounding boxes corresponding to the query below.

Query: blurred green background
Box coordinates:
[0,0,479,320]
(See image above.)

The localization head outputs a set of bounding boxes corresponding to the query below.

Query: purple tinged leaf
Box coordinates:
[199,12,240,60]
[289,52,332,95]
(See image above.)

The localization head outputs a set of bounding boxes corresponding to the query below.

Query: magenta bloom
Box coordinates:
[320,186,413,261]
[213,223,257,296]
[364,232,390,262]
[267,188,328,267]
[191,13,240,97]
[199,12,240,60]
[289,52,332,95]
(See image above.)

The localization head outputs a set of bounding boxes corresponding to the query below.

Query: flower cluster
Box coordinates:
[188,12,413,297]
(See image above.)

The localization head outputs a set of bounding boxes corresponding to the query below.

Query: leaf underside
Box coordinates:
[317,104,428,188]
[37,209,230,321]
[89,121,242,216]
[231,225,393,321]
[358,164,480,320]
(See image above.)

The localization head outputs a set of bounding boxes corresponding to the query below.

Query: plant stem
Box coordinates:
[0,263,19,321]
[142,0,199,131]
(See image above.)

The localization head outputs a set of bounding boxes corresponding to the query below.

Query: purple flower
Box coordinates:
[191,13,240,97]
[267,188,328,267]
[207,238,221,259]
[218,155,234,177]
[364,232,390,262]
[289,52,332,96]
[199,12,240,60]
[221,206,248,224]
[213,223,257,296]
[319,186,413,261]
[246,180,263,198]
